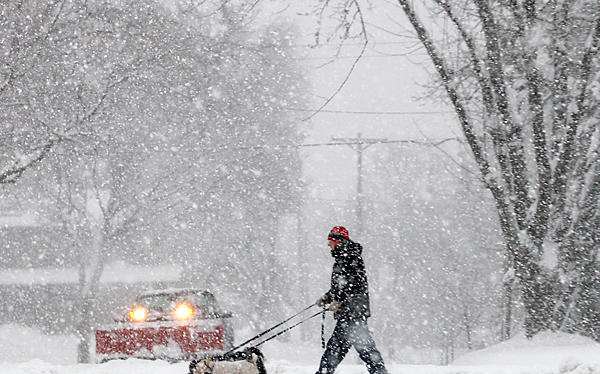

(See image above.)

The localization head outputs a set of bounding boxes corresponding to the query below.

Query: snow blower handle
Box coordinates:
[321,307,326,348]
[224,302,317,355]
[253,310,323,348]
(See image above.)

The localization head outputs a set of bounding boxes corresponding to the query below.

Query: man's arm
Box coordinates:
[328,259,354,303]
[317,262,343,307]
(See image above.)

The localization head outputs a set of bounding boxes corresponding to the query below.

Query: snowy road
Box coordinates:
[2,326,600,374]
[2,359,599,374]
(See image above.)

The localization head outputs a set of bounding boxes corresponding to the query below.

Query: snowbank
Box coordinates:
[0,358,187,374]
[453,331,600,369]
[0,324,77,364]
[2,324,600,374]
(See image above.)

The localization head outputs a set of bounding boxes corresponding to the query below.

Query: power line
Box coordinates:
[289,41,413,48]
[284,108,452,115]
[109,138,459,155]
[296,138,458,148]
[175,138,459,152]
[298,53,422,60]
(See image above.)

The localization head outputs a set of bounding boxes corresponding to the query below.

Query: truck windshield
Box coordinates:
[138,292,216,316]
[140,294,176,314]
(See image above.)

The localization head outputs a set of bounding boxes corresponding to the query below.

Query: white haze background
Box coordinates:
[1,0,599,373]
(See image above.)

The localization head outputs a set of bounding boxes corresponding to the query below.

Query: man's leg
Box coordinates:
[346,320,388,374]
[317,320,351,374]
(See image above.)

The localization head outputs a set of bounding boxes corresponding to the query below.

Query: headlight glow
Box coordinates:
[129,306,146,322]
[174,303,194,320]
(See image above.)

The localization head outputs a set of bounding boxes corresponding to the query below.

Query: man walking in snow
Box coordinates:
[315,226,388,374]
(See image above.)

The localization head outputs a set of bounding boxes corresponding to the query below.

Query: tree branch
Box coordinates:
[0,140,57,184]
[303,0,368,121]
[553,16,600,219]
[474,0,531,231]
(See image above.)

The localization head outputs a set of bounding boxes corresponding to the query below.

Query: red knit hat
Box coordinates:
[328,226,349,242]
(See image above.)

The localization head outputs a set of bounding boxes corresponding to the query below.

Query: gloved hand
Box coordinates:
[316,294,330,307]
[327,300,341,312]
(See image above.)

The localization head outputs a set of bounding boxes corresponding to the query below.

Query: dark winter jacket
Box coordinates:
[325,239,371,320]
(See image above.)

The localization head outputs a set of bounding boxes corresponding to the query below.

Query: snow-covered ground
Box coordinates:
[1,324,600,374]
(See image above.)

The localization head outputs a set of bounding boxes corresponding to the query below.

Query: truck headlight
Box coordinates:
[129,306,147,322]
[174,303,194,320]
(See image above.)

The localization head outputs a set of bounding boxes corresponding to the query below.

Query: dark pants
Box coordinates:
[317,319,388,374]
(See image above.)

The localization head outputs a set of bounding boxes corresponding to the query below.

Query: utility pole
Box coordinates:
[331,133,387,237]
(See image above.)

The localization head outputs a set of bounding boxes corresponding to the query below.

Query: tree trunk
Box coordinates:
[76,229,106,363]
[76,298,93,363]
[501,280,512,341]
[513,253,555,337]
[463,306,472,350]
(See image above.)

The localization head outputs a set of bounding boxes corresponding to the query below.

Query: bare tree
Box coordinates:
[0,1,140,184]
[11,0,203,361]
[3,0,307,361]
[314,0,600,340]
[165,4,308,329]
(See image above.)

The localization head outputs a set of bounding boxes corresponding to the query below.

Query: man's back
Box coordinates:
[328,240,370,320]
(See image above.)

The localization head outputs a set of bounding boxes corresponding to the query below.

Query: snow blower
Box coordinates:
[188,303,323,374]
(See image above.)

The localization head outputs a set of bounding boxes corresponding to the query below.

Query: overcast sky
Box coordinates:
[257,2,461,244]
[264,2,459,195]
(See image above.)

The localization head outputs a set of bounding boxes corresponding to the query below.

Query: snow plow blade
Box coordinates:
[95,321,227,362]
